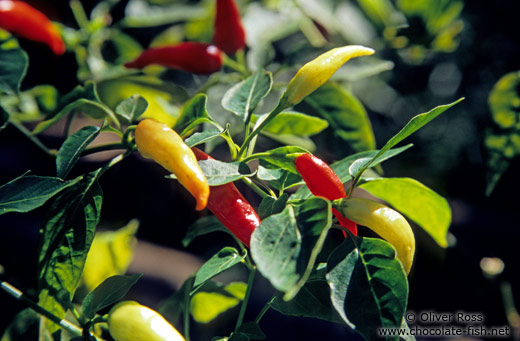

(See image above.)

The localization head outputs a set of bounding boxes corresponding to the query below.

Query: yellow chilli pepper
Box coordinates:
[135,119,209,210]
[108,301,185,341]
[281,45,375,107]
[337,198,415,274]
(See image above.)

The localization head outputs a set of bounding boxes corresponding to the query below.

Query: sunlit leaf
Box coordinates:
[360,177,451,247]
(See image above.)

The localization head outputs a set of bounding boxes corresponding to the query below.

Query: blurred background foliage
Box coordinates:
[1,0,520,339]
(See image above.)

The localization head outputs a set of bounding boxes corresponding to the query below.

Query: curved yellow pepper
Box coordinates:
[108,301,185,341]
[135,119,209,210]
[281,45,375,107]
[338,198,415,274]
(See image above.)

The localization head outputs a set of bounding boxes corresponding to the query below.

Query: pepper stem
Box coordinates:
[237,100,288,159]
[235,267,256,331]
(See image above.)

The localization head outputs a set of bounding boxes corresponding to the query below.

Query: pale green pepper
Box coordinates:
[281,45,375,107]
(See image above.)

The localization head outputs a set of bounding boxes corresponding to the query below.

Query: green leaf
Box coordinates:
[33,83,120,134]
[246,146,309,174]
[260,111,328,137]
[182,216,231,247]
[82,274,142,320]
[271,280,343,324]
[222,70,273,123]
[251,197,331,298]
[291,144,413,200]
[257,193,288,219]
[174,94,220,136]
[360,177,451,247]
[0,40,28,94]
[236,322,266,340]
[0,175,81,215]
[185,129,224,147]
[38,170,103,333]
[303,83,376,153]
[352,99,464,180]
[192,247,246,292]
[190,281,246,323]
[257,164,302,191]
[326,236,408,340]
[56,126,101,179]
[198,159,254,186]
[115,95,148,123]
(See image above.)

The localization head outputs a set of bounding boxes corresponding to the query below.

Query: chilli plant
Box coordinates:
[0,0,463,340]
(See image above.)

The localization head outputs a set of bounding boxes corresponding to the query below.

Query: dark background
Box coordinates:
[1,0,520,339]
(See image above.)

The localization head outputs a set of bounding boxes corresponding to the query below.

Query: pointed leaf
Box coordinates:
[352,99,464,180]
[192,247,246,291]
[182,216,232,247]
[38,171,103,332]
[56,126,101,179]
[245,146,309,174]
[0,41,28,94]
[257,193,288,219]
[82,274,142,319]
[198,159,254,186]
[251,197,331,296]
[115,95,148,122]
[326,236,408,340]
[222,70,273,123]
[174,94,220,135]
[360,177,451,247]
[0,175,81,215]
[261,111,328,137]
[185,129,224,147]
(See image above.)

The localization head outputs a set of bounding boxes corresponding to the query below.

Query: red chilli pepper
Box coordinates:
[192,148,260,247]
[0,0,65,55]
[295,153,357,235]
[213,0,246,55]
[125,42,223,74]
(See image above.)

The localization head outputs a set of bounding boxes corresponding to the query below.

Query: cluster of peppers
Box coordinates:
[1,0,415,337]
[132,40,415,274]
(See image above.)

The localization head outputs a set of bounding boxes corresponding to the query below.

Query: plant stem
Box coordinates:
[235,267,256,330]
[83,142,127,156]
[9,120,56,157]
[70,0,90,31]
[255,296,276,324]
[0,281,83,337]
[242,177,269,199]
[183,284,191,341]
[237,101,287,159]
[223,55,249,76]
